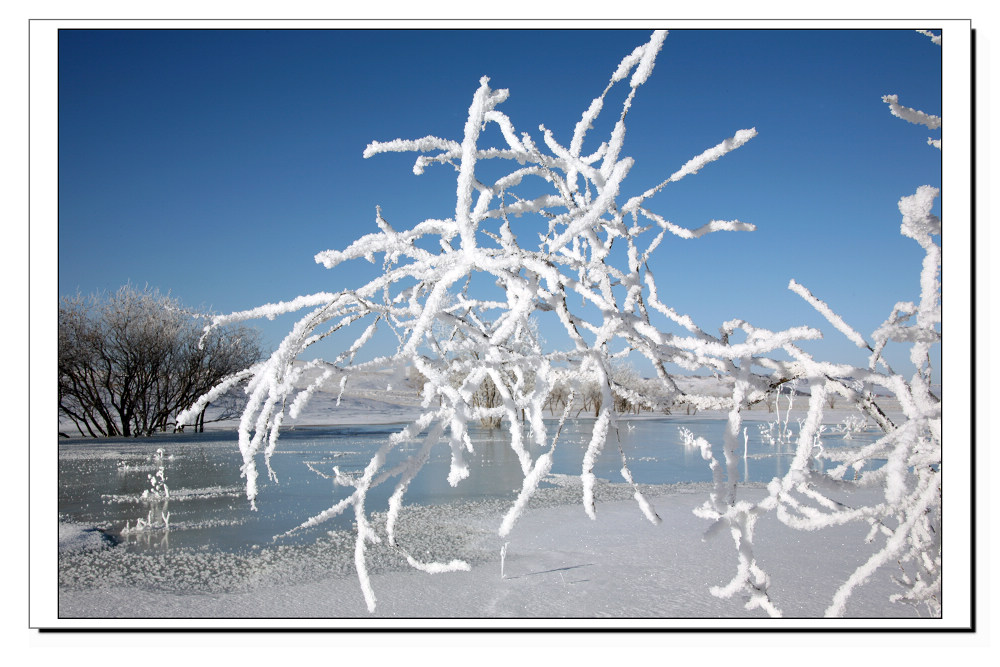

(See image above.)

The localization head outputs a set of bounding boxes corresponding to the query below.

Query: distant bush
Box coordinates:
[59,285,262,437]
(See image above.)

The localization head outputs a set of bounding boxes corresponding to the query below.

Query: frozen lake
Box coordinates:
[58,416,881,555]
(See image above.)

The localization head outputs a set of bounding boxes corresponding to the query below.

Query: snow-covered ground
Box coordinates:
[58,477,917,622]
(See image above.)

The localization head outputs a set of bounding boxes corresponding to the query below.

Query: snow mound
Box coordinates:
[59,523,116,553]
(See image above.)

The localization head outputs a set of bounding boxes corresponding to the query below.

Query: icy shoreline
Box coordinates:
[57,373,919,622]
[52,378,916,626]
[58,476,921,622]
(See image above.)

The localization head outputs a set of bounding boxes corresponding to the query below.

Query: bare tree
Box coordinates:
[471,374,504,428]
[59,285,262,437]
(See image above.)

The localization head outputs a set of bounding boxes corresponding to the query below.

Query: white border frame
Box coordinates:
[29,17,974,632]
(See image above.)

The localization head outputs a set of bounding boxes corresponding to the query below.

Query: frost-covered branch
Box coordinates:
[691,33,941,616]
[185,30,940,618]
[184,30,784,611]
[882,94,942,150]
[916,30,942,46]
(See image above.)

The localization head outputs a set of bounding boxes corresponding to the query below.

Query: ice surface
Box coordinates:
[58,480,917,619]
[58,409,912,619]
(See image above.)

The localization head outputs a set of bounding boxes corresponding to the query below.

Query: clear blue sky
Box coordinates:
[58,29,942,376]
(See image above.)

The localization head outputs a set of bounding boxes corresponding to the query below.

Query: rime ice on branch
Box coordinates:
[883,31,942,149]
[691,31,941,618]
[180,30,941,617]
[179,30,785,612]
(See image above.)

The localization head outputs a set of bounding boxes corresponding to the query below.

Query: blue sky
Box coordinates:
[58,28,942,376]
